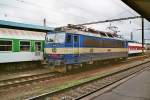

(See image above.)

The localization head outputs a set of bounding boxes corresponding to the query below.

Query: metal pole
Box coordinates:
[131,32,133,40]
[43,18,46,27]
[142,17,144,54]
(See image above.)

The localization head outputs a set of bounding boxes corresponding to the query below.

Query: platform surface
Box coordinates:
[93,67,150,100]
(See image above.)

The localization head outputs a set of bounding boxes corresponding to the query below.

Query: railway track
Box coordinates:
[0,72,61,90]
[28,59,150,100]
[0,55,149,90]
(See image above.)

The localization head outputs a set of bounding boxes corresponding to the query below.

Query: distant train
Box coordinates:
[128,40,150,55]
[0,28,46,63]
[128,40,143,55]
[44,25,128,67]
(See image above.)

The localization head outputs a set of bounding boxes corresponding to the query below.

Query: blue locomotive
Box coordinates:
[44,25,128,67]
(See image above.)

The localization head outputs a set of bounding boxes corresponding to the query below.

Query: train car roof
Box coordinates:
[0,28,45,40]
[0,20,54,32]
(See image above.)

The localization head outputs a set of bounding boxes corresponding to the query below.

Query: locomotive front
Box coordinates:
[44,32,66,66]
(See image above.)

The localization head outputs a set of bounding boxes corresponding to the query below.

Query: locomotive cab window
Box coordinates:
[66,34,72,43]
[20,41,30,51]
[46,34,55,43]
[0,40,12,51]
[35,42,41,51]
[46,32,65,43]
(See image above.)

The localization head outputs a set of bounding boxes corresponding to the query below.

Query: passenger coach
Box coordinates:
[0,28,45,63]
[44,25,128,66]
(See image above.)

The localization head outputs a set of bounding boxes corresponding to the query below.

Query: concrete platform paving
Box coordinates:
[92,67,150,100]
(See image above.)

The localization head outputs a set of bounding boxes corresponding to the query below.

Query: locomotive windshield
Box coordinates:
[46,32,65,43]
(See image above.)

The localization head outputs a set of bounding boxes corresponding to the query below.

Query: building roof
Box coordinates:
[0,20,53,32]
[122,0,150,21]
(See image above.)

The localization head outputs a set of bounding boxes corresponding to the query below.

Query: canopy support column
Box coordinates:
[142,17,144,54]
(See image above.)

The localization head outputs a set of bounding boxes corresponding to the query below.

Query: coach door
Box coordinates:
[35,42,41,56]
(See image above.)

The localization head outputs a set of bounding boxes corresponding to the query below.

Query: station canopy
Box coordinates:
[122,0,150,21]
[0,20,53,32]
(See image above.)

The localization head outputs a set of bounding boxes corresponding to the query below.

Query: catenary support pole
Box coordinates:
[142,17,144,54]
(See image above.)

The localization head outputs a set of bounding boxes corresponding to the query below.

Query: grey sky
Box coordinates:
[0,0,150,42]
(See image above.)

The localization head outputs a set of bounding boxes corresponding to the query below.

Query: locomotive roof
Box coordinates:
[54,24,124,40]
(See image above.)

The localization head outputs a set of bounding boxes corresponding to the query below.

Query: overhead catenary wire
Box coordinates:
[75,16,141,26]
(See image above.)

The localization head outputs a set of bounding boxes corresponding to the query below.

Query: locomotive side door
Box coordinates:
[65,33,80,63]
[73,34,80,62]
[73,34,80,54]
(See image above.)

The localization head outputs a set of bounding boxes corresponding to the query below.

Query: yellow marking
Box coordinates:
[44,48,128,54]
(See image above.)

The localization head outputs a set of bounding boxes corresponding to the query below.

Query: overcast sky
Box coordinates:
[0,0,150,42]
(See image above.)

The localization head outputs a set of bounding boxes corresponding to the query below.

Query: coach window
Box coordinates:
[35,42,41,51]
[20,41,30,51]
[66,34,72,43]
[0,40,12,51]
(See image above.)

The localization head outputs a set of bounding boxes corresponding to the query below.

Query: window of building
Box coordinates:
[20,41,30,51]
[35,42,41,51]
[0,40,12,51]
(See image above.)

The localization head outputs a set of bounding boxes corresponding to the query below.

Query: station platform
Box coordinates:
[88,67,150,100]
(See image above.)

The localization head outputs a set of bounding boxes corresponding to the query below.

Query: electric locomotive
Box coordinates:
[44,25,128,67]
